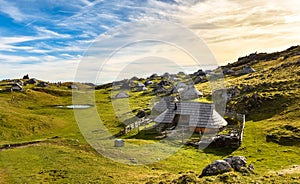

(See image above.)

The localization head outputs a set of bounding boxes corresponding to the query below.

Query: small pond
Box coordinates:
[56,104,93,109]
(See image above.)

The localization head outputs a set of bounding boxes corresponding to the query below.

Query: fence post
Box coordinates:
[240,115,246,145]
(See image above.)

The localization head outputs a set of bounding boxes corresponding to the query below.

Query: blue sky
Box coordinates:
[0,0,299,82]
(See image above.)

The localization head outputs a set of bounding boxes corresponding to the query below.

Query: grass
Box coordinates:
[0,52,300,183]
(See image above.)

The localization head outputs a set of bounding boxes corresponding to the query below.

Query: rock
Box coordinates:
[161,72,170,78]
[194,69,206,77]
[158,80,170,87]
[136,110,146,118]
[129,158,137,164]
[200,160,232,177]
[227,86,240,100]
[149,73,158,79]
[248,164,255,171]
[144,80,153,86]
[241,85,254,92]
[152,85,167,94]
[114,139,124,147]
[224,156,247,171]
[177,71,186,76]
[194,76,206,84]
[130,76,139,81]
[135,83,147,91]
[174,174,198,184]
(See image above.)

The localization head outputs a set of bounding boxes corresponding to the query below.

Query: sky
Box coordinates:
[0,0,299,83]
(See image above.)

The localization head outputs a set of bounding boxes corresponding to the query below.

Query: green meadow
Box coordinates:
[0,47,300,183]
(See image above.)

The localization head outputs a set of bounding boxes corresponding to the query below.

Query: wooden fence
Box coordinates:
[124,118,152,134]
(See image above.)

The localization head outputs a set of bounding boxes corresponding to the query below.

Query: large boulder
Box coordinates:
[227,86,240,100]
[149,73,158,79]
[223,156,247,171]
[200,156,251,177]
[193,76,206,84]
[144,80,153,86]
[200,160,232,177]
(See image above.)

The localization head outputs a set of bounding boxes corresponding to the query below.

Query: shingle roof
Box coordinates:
[180,86,203,100]
[154,101,227,128]
[152,96,176,113]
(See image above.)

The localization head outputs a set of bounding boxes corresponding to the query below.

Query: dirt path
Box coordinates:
[0,137,59,151]
[0,140,43,151]
[270,165,300,175]
[279,165,300,174]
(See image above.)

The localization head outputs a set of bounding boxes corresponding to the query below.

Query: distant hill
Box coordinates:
[0,45,299,183]
[211,45,300,146]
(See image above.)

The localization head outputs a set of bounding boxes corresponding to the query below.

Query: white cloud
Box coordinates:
[1,0,299,82]
[35,27,71,39]
[0,0,26,21]
[165,0,300,64]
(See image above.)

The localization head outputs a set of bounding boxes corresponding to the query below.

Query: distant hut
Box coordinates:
[27,78,37,84]
[175,82,188,91]
[68,84,78,90]
[11,83,23,92]
[154,100,227,133]
[16,79,24,86]
[37,81,48,87]
[120,80,132,90]
[242,66,255,74]
[223,68,235,75]
[152,96,178,114]
[168,82,187,94]
[115,92,129,99]
[180,86,203,100]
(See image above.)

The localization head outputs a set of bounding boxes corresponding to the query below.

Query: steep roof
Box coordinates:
[115,91,129,98]
[154,101,227,129]
[152,96,176,113]
[180,86,203,100]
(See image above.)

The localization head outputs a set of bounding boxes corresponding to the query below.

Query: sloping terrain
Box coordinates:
[0,46,299,183]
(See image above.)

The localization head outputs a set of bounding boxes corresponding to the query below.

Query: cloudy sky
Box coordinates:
[0,0,299,82]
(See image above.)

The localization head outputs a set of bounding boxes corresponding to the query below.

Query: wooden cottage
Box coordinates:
[27,78,37,84]
[11,83,23,92]
[115,91,130,99]
[153,98,227,134]
[180,86,203,100]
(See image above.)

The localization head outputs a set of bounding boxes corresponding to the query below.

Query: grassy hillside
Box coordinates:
[0,46,300,183]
